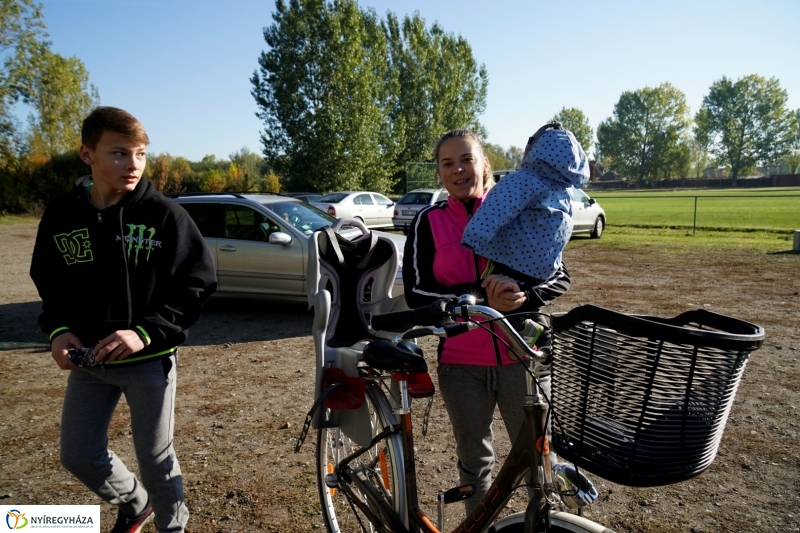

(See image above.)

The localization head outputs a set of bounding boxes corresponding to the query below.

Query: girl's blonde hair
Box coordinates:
[433,129,495,190]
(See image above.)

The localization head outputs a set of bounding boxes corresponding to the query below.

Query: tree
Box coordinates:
[781,109,799,175]
[551,107,593,155]
[694,75,790,182]
[1,0,47,162]
[145,153,189,193]
[483,142,514,171]
[229,146,269,191]
[596,83,691,184]
[384,11,488,178]
[505,145,523,168]
[25,49,98,156]
[252,0,400,194]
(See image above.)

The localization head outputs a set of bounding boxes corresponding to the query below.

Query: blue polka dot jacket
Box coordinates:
[461,128,590,280]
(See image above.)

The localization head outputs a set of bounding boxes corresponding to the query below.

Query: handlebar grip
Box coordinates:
[371,299,449,331]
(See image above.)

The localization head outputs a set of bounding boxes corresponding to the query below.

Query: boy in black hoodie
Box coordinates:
[30,107,217,533]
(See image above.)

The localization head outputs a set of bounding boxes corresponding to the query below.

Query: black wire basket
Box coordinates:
[549,305,765,487]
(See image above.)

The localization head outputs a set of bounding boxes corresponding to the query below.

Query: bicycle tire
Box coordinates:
[317,380,407,533]
[489,510,614,533]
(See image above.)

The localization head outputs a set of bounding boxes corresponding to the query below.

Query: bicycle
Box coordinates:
[296,221,765,533]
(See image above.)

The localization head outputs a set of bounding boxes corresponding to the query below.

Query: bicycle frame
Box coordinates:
[326,306,560,533]
[419,369,553,533]
[326,363,555,533]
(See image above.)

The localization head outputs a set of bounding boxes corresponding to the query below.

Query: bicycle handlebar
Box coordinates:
[372,296,549,363]
[370,299,449,331]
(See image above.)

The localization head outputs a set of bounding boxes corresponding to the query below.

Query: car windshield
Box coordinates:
[398,192,433,205]
[318,193,348,203]
[261,201,337,235]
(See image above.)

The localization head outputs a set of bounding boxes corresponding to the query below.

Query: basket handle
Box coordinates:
[551,305,764,351]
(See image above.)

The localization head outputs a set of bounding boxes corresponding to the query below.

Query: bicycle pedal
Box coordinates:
[442,484,476,504]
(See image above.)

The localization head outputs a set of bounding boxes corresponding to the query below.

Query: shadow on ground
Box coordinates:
[185,297,313,346]
[0,301,44,348]
[0,298,313,350]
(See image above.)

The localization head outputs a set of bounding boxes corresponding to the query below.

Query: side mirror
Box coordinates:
[588,198,596,205]
[268,232,293,245]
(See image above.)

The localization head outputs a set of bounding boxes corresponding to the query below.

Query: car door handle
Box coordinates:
[219,244,237,252]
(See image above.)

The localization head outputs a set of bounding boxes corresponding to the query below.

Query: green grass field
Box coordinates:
[590,187,800,232]
[568,226,796,254]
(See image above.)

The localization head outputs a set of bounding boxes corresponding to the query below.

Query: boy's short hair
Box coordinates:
[81,107,150,150]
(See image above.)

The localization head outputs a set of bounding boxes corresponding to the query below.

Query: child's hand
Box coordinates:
[482,274,526,312]
[482,274,520,298]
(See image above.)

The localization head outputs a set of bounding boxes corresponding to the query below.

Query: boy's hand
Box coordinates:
[51,332,82,370]
[95,330,145,363]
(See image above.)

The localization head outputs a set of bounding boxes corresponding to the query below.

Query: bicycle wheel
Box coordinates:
[489,510,613,533]
[317,380,407,533]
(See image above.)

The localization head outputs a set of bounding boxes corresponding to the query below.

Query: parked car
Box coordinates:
[171,193,405,300]
[568,187,606,238]
[312,191,395,229]
[283,192,323,203]
[494,170,606,239]
[392,188,449,234]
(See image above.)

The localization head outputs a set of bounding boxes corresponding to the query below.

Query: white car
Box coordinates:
[312,191,395,229]
[568,187,606,238]
[392,188,449,234]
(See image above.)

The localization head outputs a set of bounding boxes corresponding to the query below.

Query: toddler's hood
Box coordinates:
[521,128,589,189]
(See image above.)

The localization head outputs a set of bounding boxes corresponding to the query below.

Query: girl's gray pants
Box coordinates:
[438,361,551,516]
[59,354,187,533]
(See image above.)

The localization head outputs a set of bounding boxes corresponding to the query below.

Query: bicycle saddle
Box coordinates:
[362,339,428,374]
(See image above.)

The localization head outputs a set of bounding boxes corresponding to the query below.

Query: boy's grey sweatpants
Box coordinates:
[437,361,551,516]
[60,354,188,533]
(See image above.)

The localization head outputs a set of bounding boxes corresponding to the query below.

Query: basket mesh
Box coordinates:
[551,310,755,487]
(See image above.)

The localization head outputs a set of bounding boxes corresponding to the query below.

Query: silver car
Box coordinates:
[172,193,405,301]
[568,187,606,238]
[392,188,449,234]
[312,191,395,229]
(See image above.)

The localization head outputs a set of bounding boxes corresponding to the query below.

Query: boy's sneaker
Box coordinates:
[110,503,153,533]
[520,319,545,348]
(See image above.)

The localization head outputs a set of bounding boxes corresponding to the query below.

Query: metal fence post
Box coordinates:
[693,196,698,235]
[793,230,800,252]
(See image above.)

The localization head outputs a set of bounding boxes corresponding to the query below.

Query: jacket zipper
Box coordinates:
[98,212,102,222]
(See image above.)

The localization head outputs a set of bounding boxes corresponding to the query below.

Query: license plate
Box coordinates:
[402,210,417,216]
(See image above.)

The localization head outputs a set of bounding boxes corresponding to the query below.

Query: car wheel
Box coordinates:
[590,217,604,239]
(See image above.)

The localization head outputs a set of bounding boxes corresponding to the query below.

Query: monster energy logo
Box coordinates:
[120,224,162,266]
[54,229,93,264]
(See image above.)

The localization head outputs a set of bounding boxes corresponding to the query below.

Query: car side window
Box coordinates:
[181,203,223,238]
[224,205,280,242]
[354,194,374,206]
[572,189,589,203]
[435,191,449,202]
[373,194,393,206]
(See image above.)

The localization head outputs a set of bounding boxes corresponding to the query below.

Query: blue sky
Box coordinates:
[36,0,800,161]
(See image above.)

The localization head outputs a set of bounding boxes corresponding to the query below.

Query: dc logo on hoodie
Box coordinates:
[54,228,93,265]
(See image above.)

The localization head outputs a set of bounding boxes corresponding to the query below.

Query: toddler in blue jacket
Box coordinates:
[462,122,590,347]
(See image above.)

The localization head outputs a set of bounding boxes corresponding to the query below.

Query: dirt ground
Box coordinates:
[1,220,798,533]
